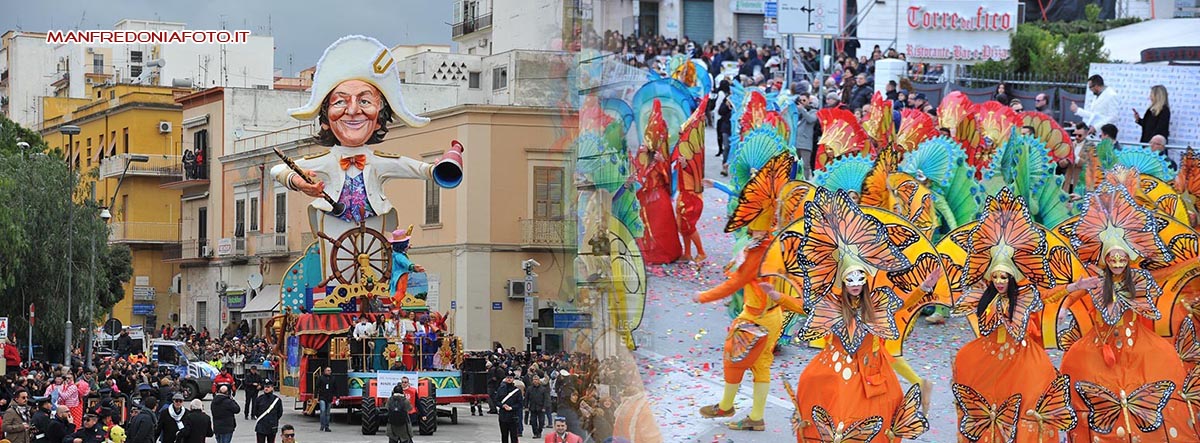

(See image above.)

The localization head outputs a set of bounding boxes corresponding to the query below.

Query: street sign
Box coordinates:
[492,302,503,310]
[133,286,156,301]
[552,312,593,329]
[523,296,536,329]
[764,0,779,39]
[0,317,7,340]
[778,0,843,35]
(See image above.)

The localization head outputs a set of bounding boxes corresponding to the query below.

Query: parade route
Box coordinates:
[631,126,1067,442]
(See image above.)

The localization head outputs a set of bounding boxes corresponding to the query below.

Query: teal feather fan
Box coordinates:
[813,154,874,194]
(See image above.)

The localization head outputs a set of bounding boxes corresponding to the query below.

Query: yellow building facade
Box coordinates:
[40,84,192,328]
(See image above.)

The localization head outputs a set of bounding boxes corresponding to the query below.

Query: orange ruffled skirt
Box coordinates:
[794,337,902,443]
[1060,313,1198,442]
[953,332,1059,443]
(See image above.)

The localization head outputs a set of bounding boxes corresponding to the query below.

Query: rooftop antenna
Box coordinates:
[75,10,86,30]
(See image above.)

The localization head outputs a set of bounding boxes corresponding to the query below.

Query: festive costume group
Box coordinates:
[667,76,1200,442]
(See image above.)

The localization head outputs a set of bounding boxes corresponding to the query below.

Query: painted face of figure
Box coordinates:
[991,271,1011,292]
[326,80,383,147]
[1107,250,1129,274]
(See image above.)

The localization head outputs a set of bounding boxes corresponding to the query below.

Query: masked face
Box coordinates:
[990,271,1011,291]
[1107,250,1129,274]
[325,80,384,147]
[844,270,867,288]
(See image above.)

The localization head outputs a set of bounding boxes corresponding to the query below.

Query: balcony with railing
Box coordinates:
[108,222,180,244]
[520,218,576,249]
[232,122,318,154]
[452,13,493,38]
[160,155,210,190]
[99,154,183,180]
[164,238,211,262]
[252,232,291,257]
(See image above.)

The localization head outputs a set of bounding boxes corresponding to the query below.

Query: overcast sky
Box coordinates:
[0,0,453,76]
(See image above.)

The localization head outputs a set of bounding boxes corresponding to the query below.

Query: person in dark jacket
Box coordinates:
[158,393,188,443]
[848,73,873,112]
[315,367,335,432]
[242,366,262,420]
[1135,84,1171,143]
[177,400,213,443]
[495,372,523,443]
[64,414,105,443]
[29,397,54,443]
[210,384,241,443]
[42,405,73,443]
[486,362,504,414]
[252,379,284,443]
[526,378,551,439]
[385,385,415,443]
[115,330,133,358]
[124,405,156,443]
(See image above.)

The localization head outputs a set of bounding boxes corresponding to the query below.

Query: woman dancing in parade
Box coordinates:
[1055,182,1197,442]
[946,188,1092,443]
[770,187,932,442]
[693,153,805,431]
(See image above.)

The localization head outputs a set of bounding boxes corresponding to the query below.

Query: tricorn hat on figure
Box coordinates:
[288,35,429,128]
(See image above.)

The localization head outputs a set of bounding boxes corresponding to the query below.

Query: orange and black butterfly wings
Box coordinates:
[1075,379,1175,434]
[952,383,1021,443]
[811,406,884,443]
[798,188,910,297]
[725,152,794,233]
[964,188,1048,288]
[1025,374,1077,432]
[1057,316,1082,351]
[674,94,708,194]
[887,383,929,440]
[1178,317,1200,365]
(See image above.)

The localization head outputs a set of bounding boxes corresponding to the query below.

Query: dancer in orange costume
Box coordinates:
[947,188,1090,443]
[693,153,803,431]
[1056,182,1199,442]
[777,187,932,443]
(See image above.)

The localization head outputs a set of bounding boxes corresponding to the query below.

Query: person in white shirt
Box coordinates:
[1071,75,1119,134]
[383,312,399,339]
[352,317,372,371]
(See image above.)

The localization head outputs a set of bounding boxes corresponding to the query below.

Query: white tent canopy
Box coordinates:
[1100,18,1200,63]
[241,285,281,320]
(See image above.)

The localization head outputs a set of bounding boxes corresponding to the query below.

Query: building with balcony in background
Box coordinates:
[169,86,310,334]
[2,19,273,130]
[40,83,194,329]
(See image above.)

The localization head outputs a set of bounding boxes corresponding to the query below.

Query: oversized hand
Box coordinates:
[921,266,943,290]
[289,169,326,198]
[758,282,782,302]
[1074,276,1102,292]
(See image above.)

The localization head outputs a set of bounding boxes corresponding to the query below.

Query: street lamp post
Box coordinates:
[86,154,150,366]
[60,124,80,365]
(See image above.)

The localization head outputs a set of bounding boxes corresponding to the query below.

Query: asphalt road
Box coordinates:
[193,395,518,443]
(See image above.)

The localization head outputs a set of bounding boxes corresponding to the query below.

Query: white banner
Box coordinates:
[0,317,7,340]
[376,371,419,398]
[1087,63,1200,148]
[902,0,1017,63]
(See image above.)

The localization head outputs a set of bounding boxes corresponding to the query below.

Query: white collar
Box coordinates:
[330,145,372,157]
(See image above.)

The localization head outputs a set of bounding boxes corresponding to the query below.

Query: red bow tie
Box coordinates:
[339,154,367,170]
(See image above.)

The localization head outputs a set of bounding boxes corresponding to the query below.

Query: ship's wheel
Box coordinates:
[319,215,392,286]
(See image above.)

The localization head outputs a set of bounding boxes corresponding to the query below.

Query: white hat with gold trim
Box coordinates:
[288,35,429,127]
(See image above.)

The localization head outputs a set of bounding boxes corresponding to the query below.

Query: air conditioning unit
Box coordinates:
[201,245,213,257]
[478,38,489,48]
[507,279,529,299]
[158,121,172,133]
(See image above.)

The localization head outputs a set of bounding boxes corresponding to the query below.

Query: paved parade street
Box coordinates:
[212,399,507,443]
[632,127,1064,443]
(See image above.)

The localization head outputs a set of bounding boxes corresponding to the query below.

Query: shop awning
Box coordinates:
[241,285,281,320]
